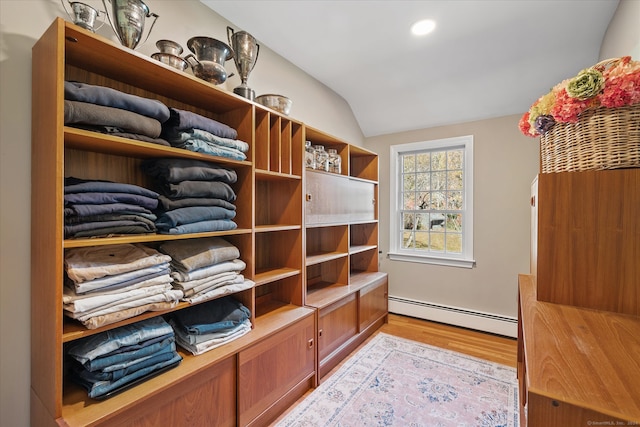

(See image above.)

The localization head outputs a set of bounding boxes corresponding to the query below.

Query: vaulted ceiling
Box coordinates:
[203,1,619,137]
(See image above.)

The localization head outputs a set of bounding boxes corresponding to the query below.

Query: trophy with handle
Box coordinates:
[102,0,158,50]
[227,26,260,100]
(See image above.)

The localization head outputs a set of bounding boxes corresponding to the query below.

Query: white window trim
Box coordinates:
[388,135,475,268]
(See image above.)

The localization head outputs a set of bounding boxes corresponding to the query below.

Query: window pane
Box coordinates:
[447,170,463,190]
[403,173,415,191]
[415,172,430,191]
[416,213,429,231]
[416,192,429,210]
[402,231,415,248]
[429,213,445,229]
[446,233,462,253]
[447,191,463,210]
[403,192,416,210]
[447,149,463,169]
[431,191,446,210]
[446,213,462,231]
[402,154,415,173]
[432,171,446,190]
[416,153,430,171]
[414,231,429,249]
[430,232,445,251]
[431,152,446,170]
[402,213,415,231]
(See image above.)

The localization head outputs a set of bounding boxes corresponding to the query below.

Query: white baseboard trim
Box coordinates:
[388,295,518,338]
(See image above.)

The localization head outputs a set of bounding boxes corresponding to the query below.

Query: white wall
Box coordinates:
[0,1,361,426]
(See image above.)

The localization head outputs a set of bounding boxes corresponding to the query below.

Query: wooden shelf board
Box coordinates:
[305,281,352,308]
[305,251,348,266]
[63,228,253,248]
[61,304,314,426]
[254,224,301,233]
[254,267,301,286]
[349,244,377,255]
[255,169,302,181]
[519,274,640,421]
[64,127,251,167]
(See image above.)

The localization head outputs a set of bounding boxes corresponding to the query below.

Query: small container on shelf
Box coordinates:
[313,145,329,172]
[327,148,341,174]
[305,140,316,169]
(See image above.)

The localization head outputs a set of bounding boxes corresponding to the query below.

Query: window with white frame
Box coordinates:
[389,135,475,268]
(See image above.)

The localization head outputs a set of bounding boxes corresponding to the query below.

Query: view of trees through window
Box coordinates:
[400,147,464,254]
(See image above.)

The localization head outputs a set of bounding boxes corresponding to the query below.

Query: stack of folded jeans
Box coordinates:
[141,158,238,235]
[168,296,252,355]
[64,177,160,239]
[66,317,182,399]
[161,108,249,160]
[64,80,171,146]
[159,237,254,304]
[64,243,183,329]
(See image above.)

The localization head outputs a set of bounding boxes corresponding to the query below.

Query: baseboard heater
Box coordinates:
[388,295,518,338]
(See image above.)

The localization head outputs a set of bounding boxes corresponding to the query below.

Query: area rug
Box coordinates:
[274,332,519,427]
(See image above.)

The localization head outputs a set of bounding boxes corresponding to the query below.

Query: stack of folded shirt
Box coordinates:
[64,177,160,239]
[141,158,238,235]
[64,80,171,146]
[66,317,182,399]
[64,243,183,329]
[159,237,254,304]
[161,107,249,160]
[168,296,252,355]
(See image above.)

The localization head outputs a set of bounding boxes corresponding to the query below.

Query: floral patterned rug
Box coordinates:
[275,332,519,427]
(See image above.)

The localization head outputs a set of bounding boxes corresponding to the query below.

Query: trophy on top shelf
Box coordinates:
[60,0,106,33]
[101,0,159,50]
[227,26,260,100]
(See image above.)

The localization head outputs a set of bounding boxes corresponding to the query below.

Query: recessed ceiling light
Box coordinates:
[411,19,436,36]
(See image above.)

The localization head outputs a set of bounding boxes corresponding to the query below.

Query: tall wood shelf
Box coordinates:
[30,19,384,427]
[303,127,388,379]
[518,168,640,426]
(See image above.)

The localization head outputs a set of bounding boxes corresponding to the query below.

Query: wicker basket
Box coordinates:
[540,104,640,173]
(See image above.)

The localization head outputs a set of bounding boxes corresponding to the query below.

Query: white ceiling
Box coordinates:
[202,0,619,137]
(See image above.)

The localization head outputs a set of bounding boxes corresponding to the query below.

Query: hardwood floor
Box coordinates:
[269,314,518,425]
[379,313,518,368]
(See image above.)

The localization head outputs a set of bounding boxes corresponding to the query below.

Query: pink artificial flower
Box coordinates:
[550,88,595,123]
[598,70,640,108]
[519,112,539,137]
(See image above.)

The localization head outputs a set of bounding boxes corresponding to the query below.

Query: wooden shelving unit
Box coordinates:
[303,126,388,379]
[30,19,330,427]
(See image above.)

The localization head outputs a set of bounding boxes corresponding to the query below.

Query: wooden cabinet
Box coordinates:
[519,169,640,426]
[304,126,388,380]
[518,275,640,426]
[31,18,386,427]
[238,312,315,427]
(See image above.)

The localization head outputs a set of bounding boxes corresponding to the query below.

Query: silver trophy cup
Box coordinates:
[227,26,260,100]
[61,1,106,33]
[102,0,158,49]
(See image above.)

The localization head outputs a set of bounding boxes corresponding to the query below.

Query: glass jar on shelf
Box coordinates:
[305,140,316,169]
[313,145,329,172]
[327,148,341,174]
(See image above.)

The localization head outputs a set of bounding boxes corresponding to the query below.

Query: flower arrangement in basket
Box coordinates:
[518,56,640,173]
